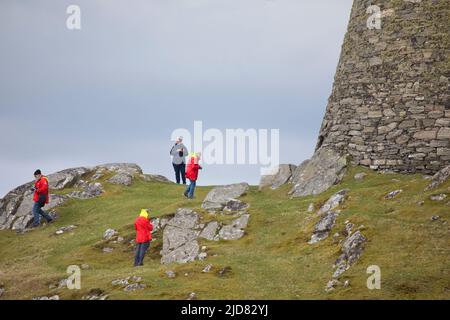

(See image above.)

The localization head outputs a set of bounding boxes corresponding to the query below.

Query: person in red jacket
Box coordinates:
[134,209,153,267]
[32,169,54,228]
[184,152,202,199]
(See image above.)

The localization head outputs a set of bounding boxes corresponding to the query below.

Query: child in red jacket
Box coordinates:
[184,152,202,199]
[134,209,153,267]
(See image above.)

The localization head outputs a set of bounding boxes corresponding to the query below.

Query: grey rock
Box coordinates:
[103,229,118,240]
[97,163,142,175]
[431,215,440,221]
[199,221,220,241]
[33,295,60,300]
[317,189,349,215]
[202,264,213,273]
[198,252,207,260]
[345,222,354,236]
[290,148,348,198]
[333,231,367,278]
[112,279,129,286]
[0,287,5,297]
[325,279,341,292]
[81,264,90,270]
[165,270,176,278]
[107,172,133,186]
[430,194,447,201]
[218,225,245,241]
[232,214,250,229]
[161,209,201,264]
[166,208,199,229]
[161,240,200,265]
[385,189,403,199]
[103,247,114,253]
[425,165,450,191]
[354,172,367,180]
[141,174,172,183]
[222,199,249,214]
[123,283,146,292]
[259,164,297,190]
[55,225,77,235]
[68,183,104,199]
[187,292,197,300]
[309,211,339,244]
[47,167,91,190]
[307,203,315,213]
[201,183,249,211]
[82,289,108,300]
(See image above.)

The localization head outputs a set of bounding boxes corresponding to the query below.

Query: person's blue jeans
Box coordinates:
[184,179,196,199]
[134,241,151,266]
[32,201,53,227]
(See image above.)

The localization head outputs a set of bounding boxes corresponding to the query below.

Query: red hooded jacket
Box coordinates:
[186,155,201,181]
[33,176,49,204]
[135,216,153,243]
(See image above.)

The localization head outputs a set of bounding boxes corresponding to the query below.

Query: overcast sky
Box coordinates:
[0,0,353,197]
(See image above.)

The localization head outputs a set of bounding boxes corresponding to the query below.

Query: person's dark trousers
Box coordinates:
[184,179,196,199]
[173,163,186,184]
[32,201,53,227]
[134,241,151,266]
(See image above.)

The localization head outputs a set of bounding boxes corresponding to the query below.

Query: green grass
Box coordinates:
[0,167,449,300]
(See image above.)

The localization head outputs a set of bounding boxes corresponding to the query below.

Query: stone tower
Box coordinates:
[315,0,449,173]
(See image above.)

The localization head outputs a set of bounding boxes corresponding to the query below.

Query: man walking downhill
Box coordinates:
[170,136,189,184]
[32,169,54,228]
[184,152,202,199]
[134,209,153,267]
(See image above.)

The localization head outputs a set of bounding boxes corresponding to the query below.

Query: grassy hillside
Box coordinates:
[0,167,449,300]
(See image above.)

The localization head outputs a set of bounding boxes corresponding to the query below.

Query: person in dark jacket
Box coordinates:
[134,209,153,267]
[32,169,54,228]
[170,136,189,184]
[184,152,202,199]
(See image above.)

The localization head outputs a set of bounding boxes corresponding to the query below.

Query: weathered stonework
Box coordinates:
[316,0,450,173]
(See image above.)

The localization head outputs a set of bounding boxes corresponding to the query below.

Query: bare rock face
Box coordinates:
[160,209,202,265]
[201,183,249,211]
[199,221,220,241]
[290,148,348,198]
[160,207,251,264]
[47,167,92,190]
[107,172,133,186]
[259,164,297,190]
[308,211,339,244]
[317,189,349,215]
[425,165,450,191]
[333,231,367,279]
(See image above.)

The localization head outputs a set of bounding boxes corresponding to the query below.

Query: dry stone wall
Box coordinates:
[316,0,450,173]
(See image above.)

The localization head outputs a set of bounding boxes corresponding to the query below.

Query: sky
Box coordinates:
[0,0,353,197]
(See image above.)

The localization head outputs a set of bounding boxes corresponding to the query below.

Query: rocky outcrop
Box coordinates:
[309,211,339,244]
[201,183,249,211]
[0,163,167,230]
[160,208,204,265]
[425,165,450,191]
[259,164,297,190]
[160,205,250,264]
[290,148,348,197]
[333,230,367,279]
[317,189,349,215]
[309,190,350,244]
[108,172,133,186]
